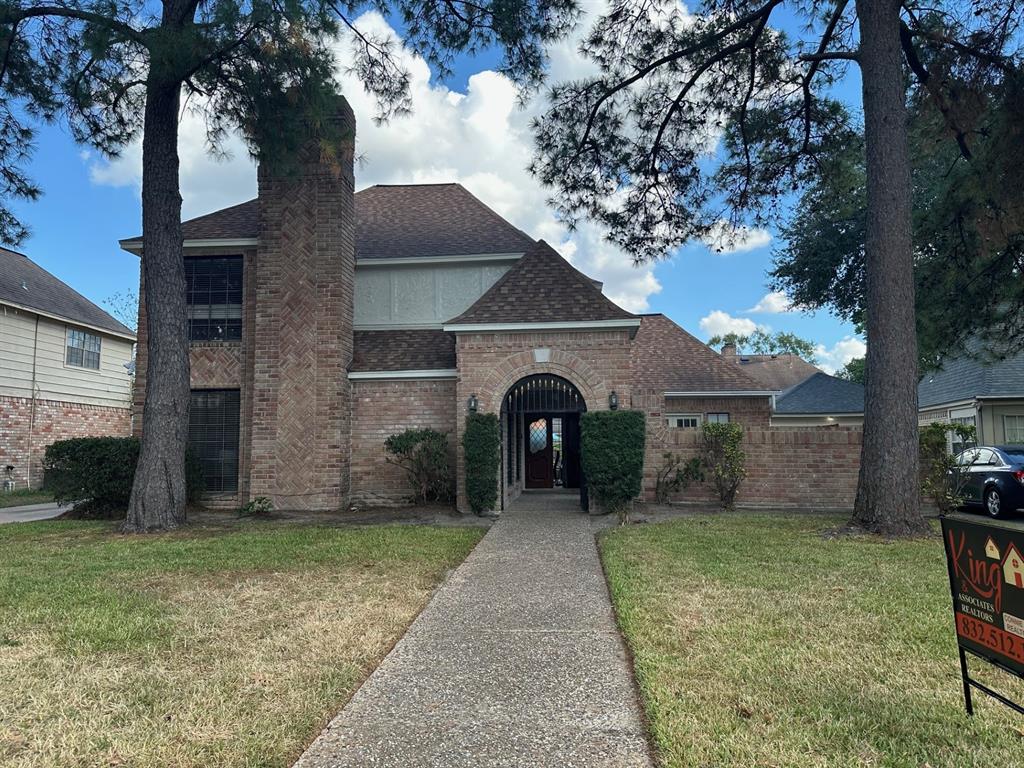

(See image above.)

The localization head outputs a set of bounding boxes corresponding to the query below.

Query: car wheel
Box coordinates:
[985,487,1003,518]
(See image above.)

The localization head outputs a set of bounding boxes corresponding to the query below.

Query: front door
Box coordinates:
[526,417,554,488]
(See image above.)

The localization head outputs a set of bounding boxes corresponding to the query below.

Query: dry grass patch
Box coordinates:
[601,513,1024,768]
[0,520,483,767]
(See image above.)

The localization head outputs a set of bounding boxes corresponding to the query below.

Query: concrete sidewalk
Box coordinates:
[294,491,653,767]
[0,502,65,525]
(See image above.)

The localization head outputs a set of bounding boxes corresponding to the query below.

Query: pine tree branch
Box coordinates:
[0,5,145,44]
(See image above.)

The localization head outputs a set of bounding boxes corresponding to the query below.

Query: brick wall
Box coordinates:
[455,329,633,511]
[350,379,457,506]
[0,395,131,489]
[663,395,772,427]
[643,408,862,509]
[248,97,356,511]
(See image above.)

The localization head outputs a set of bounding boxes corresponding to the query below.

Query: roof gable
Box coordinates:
[775,372,865,414]
[133,183,537,261]
[445,240,636,325]
[631,315,769,392]
[0,247,134,338]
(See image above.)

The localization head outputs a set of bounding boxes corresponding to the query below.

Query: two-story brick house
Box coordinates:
[124,98,795,513]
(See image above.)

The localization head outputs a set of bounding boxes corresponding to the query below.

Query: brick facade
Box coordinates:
[350,379,457,506]
[454,329,633,512]
[0,395,131,489]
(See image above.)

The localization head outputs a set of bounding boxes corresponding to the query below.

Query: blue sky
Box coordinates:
[8,4,865,372]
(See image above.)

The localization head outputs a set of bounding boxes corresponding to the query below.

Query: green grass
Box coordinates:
[0,520,483,767]
[0,488,53,508]
[601,513,1024,768]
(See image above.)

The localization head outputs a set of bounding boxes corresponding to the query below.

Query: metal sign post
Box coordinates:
[940,513,1024,716]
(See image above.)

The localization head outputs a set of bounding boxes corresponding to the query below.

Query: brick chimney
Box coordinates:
[721,342,737,359]
[249,96,356,511]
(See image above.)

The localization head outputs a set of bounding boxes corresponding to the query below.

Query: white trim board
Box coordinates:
[348,369,458,381]
[443,319,641,333]
[665,390,775,397]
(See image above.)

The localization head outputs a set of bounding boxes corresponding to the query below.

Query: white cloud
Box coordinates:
[702,219,772,254]
[89,8,662,312]
[815,336,866,375]
[698,310,762,339]
[746,290,792,314]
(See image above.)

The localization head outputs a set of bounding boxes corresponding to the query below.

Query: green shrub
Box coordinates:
[463,413,500,514]
[920,422,977,512]
[655,452,704,503]
[43,437,203,517]
[238,496,274,517]
[581,410,646,523]
[384,428,452,504]
[700,422,746,510]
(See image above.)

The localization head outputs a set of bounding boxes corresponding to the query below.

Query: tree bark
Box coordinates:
[123,75,190,532]
[851,0,928,536]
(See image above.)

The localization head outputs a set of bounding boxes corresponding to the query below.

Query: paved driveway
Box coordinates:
[0,502,65,525]
[293,490,653,767]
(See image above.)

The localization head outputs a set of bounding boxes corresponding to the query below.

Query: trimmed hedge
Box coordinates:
[44,437,203,517]
[463,413,500,514]
[581,410,646,521]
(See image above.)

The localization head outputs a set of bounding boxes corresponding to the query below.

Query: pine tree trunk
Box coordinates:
[123,76,189,532]
[851,0,927,536]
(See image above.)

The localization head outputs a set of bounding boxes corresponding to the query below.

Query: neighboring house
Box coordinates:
[0,247,135,489]
[918,342,1024,452]
[720,343,822,391]
[122,98,850,513]
[773,372,865,427]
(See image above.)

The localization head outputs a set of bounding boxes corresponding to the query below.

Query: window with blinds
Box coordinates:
[189,389,240,493]
[185,256,243,341]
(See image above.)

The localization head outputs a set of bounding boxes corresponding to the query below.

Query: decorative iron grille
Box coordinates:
[501,374,585,415]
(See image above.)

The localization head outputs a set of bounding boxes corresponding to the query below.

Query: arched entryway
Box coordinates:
[500,374,587,511]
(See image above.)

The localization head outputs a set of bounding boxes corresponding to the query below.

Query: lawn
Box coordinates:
[601,513,1024,768]
[0,519,483,767]
[0,489,53,508]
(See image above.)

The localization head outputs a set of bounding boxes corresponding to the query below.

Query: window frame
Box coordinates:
[185,255,244,343]
[188,388,241,494]
[706,412,731,424]
[1004,414,1024,444]
[666,413,701,429]
[65,326,102,370]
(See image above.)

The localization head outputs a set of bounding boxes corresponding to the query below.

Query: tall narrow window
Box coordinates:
[1005,415,1024,444]
[66,327,101,369]
[186,256,243,341]
[189,389,240,493]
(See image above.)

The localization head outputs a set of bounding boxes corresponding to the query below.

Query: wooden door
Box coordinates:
[525,417,553,488]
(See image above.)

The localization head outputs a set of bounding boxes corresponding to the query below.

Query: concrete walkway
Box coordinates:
[0,502,65,525]
[294,491,653,768]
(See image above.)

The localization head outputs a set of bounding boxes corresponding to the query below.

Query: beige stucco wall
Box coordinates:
[0,304,134,408]
[771,414,864,427]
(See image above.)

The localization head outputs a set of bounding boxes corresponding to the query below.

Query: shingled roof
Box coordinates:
[445,241,636,325]
[775,372,865,414]
[350,329,456,372]
[126,183,536,260]
[631,315,770,393]
[919,339,1024,408]
[728,352,821,391]
[0,247,135,338]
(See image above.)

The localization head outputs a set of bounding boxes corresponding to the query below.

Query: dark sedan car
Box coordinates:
[953,445,1024,518]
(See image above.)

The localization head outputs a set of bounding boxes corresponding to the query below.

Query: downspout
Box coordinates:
[27,314,40,489]
[975,399,984,444]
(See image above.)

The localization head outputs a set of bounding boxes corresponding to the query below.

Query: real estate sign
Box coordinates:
[941,514,1024,715]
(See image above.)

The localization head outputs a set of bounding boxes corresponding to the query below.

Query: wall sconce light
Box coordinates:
[609,391,619,410]
[467,393,479,413]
